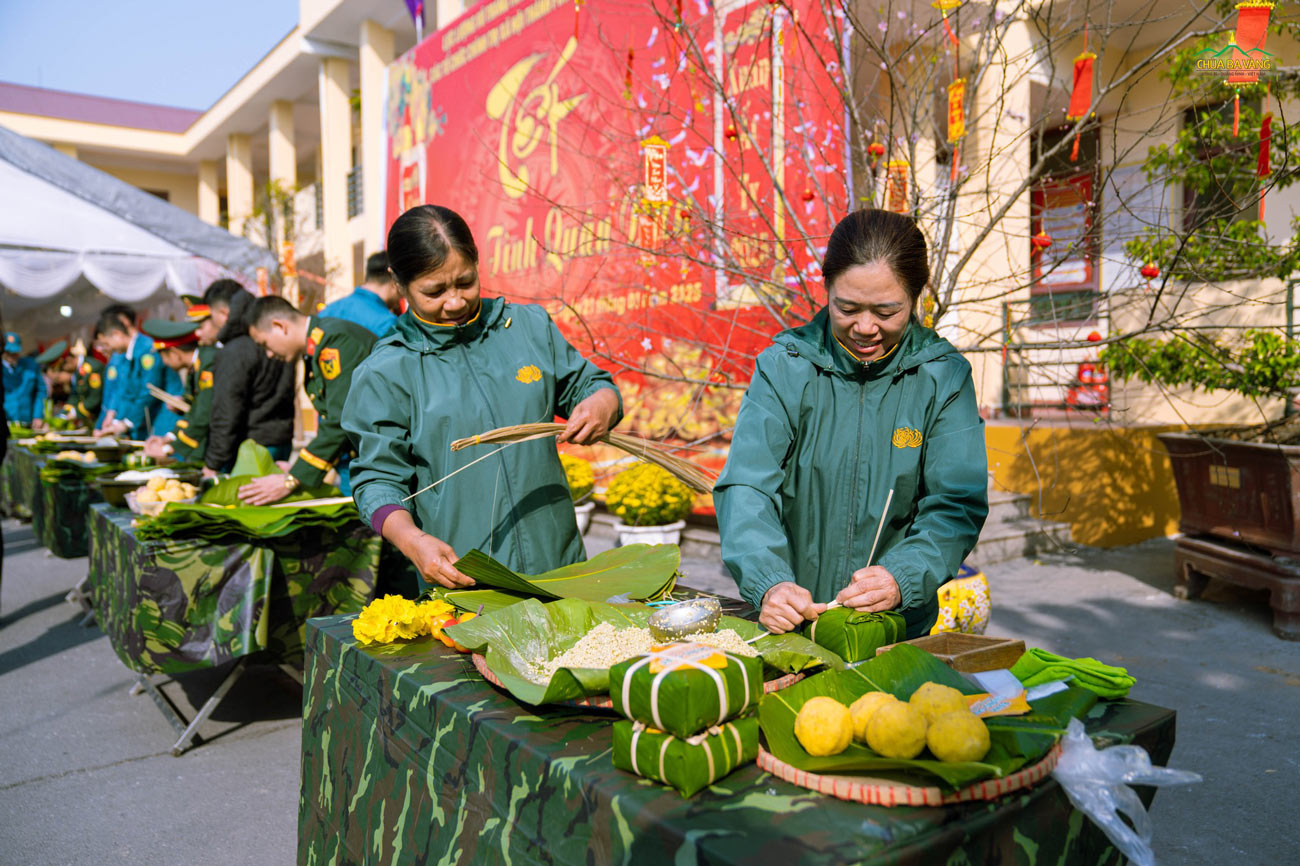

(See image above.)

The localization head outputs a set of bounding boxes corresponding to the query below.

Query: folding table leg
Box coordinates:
[131,658,251,756]
[278,664,304,686]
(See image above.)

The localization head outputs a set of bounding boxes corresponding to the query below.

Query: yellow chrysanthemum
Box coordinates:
[560,454,595,502]
[605,463,694,526]
[350,594,424,645]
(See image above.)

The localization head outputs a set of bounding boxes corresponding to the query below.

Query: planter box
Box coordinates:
[1158,433,1300,556]
[574,501,595,535]
[613,520,686,547]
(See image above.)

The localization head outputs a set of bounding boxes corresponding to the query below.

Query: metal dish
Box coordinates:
[647,597,722,642]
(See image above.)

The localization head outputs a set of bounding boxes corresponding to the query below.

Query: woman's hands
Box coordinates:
[238,473,293,506]
[835,565,901,612]
[760,581,826,634]
[558,388,620,445]
[381,509,475,589]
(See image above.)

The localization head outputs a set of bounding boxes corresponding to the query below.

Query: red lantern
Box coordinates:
[1140,263,1160,280]
[1086,331,1102,343]
[868,142,886,159]
[801,188,815,202]
[1031,231,1053,250]
[725,125,738,140]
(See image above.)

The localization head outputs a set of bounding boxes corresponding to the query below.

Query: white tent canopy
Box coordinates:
[0,124,275,344]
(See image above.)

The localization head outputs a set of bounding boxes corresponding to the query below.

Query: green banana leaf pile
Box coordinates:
[442,597,843,706]
[40,458,121,484]
[758,644,1098,790]
[134,440,351,542]
[429,544,681,614]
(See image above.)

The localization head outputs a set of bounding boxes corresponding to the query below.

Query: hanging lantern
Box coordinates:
[1086,331,1102,343]
[1031,231,1053,251]
[641,135,670,206]
[868,142,886,161]
[1228,1,1276,86]
[1067,37,1096,162]
[801,188,815,202]
[884,160,909,213]
[725,125,739,140]
[1140,263,1160,280]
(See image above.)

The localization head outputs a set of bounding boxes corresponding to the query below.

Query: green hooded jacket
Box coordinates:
[342,297,621,576]
[714,310,988,638]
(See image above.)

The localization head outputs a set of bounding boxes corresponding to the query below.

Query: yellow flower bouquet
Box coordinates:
[605,463,695,527]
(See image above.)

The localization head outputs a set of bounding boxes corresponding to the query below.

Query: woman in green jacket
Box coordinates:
[715,209,988,638]
[342,205,622,593]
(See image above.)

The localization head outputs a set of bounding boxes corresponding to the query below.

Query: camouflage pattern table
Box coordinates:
[36,473,103,558]
[298,616,1176,866]
[88,504,381,674]
[0,445,42,519]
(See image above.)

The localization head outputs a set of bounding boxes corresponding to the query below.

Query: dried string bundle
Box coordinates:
[450,423,716,493]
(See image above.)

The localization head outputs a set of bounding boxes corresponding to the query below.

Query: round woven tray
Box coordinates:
[755,742,1063,808]
[472,653,805,710]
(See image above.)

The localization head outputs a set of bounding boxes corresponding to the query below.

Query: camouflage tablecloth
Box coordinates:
[298,616,1176,866]
[88,504,381,674]
[37,475,102,558]
[1,445,43,520]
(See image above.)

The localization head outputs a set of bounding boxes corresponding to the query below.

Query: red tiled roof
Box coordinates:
[0,81,201,133]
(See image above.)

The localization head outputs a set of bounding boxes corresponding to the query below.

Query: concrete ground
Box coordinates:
[0,515,1296,865]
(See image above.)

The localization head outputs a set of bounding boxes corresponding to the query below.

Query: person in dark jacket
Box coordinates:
[201,280,295,475]
[715,209,989,638]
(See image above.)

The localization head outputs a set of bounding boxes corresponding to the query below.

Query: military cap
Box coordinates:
[140,318,200,350]
[36,339,69,366]
[181,295,212,322]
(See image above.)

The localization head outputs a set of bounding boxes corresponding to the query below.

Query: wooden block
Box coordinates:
[876,633,1026,673]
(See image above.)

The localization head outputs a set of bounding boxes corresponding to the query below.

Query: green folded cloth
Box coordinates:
[1010,648,1136,699]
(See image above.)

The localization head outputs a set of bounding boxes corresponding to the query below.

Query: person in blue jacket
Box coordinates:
[2,332,42,426]
[318,251,401,337]
[93,305,165,436]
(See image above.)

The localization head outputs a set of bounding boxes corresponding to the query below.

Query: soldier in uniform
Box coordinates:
[93,305,168,437]
[140,319,214,463]
[71,340,107,430]
[240,295,376,504]
[2,332,42,426]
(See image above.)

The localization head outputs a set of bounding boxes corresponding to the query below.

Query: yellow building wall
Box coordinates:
[985,422,1182,548]
[80,163,200,216]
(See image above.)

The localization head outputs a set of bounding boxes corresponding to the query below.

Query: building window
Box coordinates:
[1030,125,1100,324]
[144,189,170,202]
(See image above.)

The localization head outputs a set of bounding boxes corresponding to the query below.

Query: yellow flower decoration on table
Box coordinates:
[560,453,595,502]
[605,463,695,526]
[352,595,460,646]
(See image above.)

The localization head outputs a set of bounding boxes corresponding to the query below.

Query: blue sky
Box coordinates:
[0,0,300,109]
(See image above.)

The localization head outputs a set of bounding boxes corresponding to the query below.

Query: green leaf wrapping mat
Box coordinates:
[609,643,764,738]
[803,608,906,662]
[612,716,759,797]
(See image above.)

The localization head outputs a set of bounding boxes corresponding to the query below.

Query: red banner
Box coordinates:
[384,0,847,469]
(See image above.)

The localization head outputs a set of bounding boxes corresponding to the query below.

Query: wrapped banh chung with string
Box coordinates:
[803,608,907,662]
[609,642,763,739]
[611,716,759,797]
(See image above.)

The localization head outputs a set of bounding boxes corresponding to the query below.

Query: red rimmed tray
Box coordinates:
[755,742,1063,808]
[471,653,806,709]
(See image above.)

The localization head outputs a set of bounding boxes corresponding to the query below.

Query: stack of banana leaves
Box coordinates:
[39,455,121,484]
[134,440,352,543]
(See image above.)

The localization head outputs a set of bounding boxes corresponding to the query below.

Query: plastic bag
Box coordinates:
[1052,718,1201,866]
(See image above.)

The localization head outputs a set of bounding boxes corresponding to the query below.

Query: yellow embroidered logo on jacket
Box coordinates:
[199,370,214,390]
[141,354,155,370]
[89,373,102,388]
[80,362,91,375]
[106,366,118,381]
[515,364,541,384]
[891,427,923,448]
[320,347,341,380]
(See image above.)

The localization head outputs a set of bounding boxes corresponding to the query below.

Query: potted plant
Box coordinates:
[561,453,596,534]
[604,462,695,546]
[1101,329,1300,555]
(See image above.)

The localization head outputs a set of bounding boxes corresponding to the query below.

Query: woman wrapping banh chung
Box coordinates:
[715,208,990,640]
[342,204,622,595]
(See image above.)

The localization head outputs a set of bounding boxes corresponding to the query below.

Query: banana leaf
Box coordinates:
[134,497,356,541]
[435,544,680,611]
[40,459,121,483]
[230,439,278,477]
[444,597,841,706]
[757,643,1098,789]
